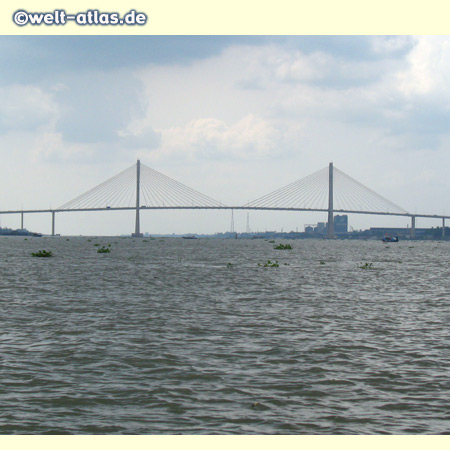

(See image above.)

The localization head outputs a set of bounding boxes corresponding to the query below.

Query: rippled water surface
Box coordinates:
[1,236,450,434]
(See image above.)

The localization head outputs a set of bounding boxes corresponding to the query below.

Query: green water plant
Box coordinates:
[258,260,279,268]
[226,262,233,269]
[359,262,373,270]
[268,240,275,243]
[320,260,325,265]
[274,243,292,250]
[97,246,111,254]
[31,250,53,257]
[94,243,100,246]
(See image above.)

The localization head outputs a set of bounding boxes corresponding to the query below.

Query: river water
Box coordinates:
[0,236,449,434]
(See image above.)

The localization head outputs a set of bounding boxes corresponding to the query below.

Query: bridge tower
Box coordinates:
[132,159,143,237]
[327,162,334,238]
[410,216,416,239]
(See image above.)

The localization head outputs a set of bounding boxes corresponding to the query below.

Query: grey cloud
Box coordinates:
[53,70,146,144]
[0,36,268,85]
[0,85,58,134]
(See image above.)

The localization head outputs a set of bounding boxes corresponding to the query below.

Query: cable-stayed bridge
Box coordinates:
[0,160,448,237]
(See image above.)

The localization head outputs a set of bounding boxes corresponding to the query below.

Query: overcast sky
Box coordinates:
[1,35,449,235]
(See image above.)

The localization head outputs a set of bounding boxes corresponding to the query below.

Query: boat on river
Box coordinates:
[381,236,399,242]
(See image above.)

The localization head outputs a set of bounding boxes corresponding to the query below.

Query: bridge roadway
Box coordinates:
[0,205,449,219]
[0,206,448,238]
[0,205,450,219]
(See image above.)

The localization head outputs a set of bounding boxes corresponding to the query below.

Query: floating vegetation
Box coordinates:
[97,246,111,254]
[24,238,28,241]
[66,239,70,241]
[274,243,292,250]
[359,262,373,270]
[258,260,279,268]
[87,239,92,242]
[31,250,53,258]
[268,240,275,243]
[94,243,100,247]
[226,262,233,269]
[143,240,148,242]
[320,260,325,265]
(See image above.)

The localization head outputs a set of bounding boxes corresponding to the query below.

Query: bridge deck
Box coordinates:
[0,206,449,220]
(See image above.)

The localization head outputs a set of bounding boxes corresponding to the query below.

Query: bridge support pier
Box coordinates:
[21,212,24,230]
[51,211,55,236]
[132,159,143,237]
[443,218,446,238]
[327,162,334,238]
[410,216,416,239]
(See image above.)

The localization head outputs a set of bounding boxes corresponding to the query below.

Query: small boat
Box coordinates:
[381,236,399,242]
[182,234,197,239]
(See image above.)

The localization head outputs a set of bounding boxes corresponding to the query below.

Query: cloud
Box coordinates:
[120,37,450,168]
[157,114,283,160]
[117,125,161,150]
[396,36,450,97]
[29,131,96,163]
[52,69,146,144]
[371,36,414,55]
[0,84,59,133]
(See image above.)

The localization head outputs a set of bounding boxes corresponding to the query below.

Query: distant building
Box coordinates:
[304,215,348,235]
[314,222,326,233]
[334,215,348,233]
[370,227,427,238]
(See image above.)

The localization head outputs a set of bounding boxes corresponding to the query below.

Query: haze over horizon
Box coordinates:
[1,36,449,235]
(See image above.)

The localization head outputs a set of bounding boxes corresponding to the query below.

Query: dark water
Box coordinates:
[1,236,450,434]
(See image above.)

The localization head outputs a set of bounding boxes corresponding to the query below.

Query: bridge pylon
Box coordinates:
[410,216,416,239]
[55,159,223,236]
[327,162,334,238]
[132,159,143,237]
